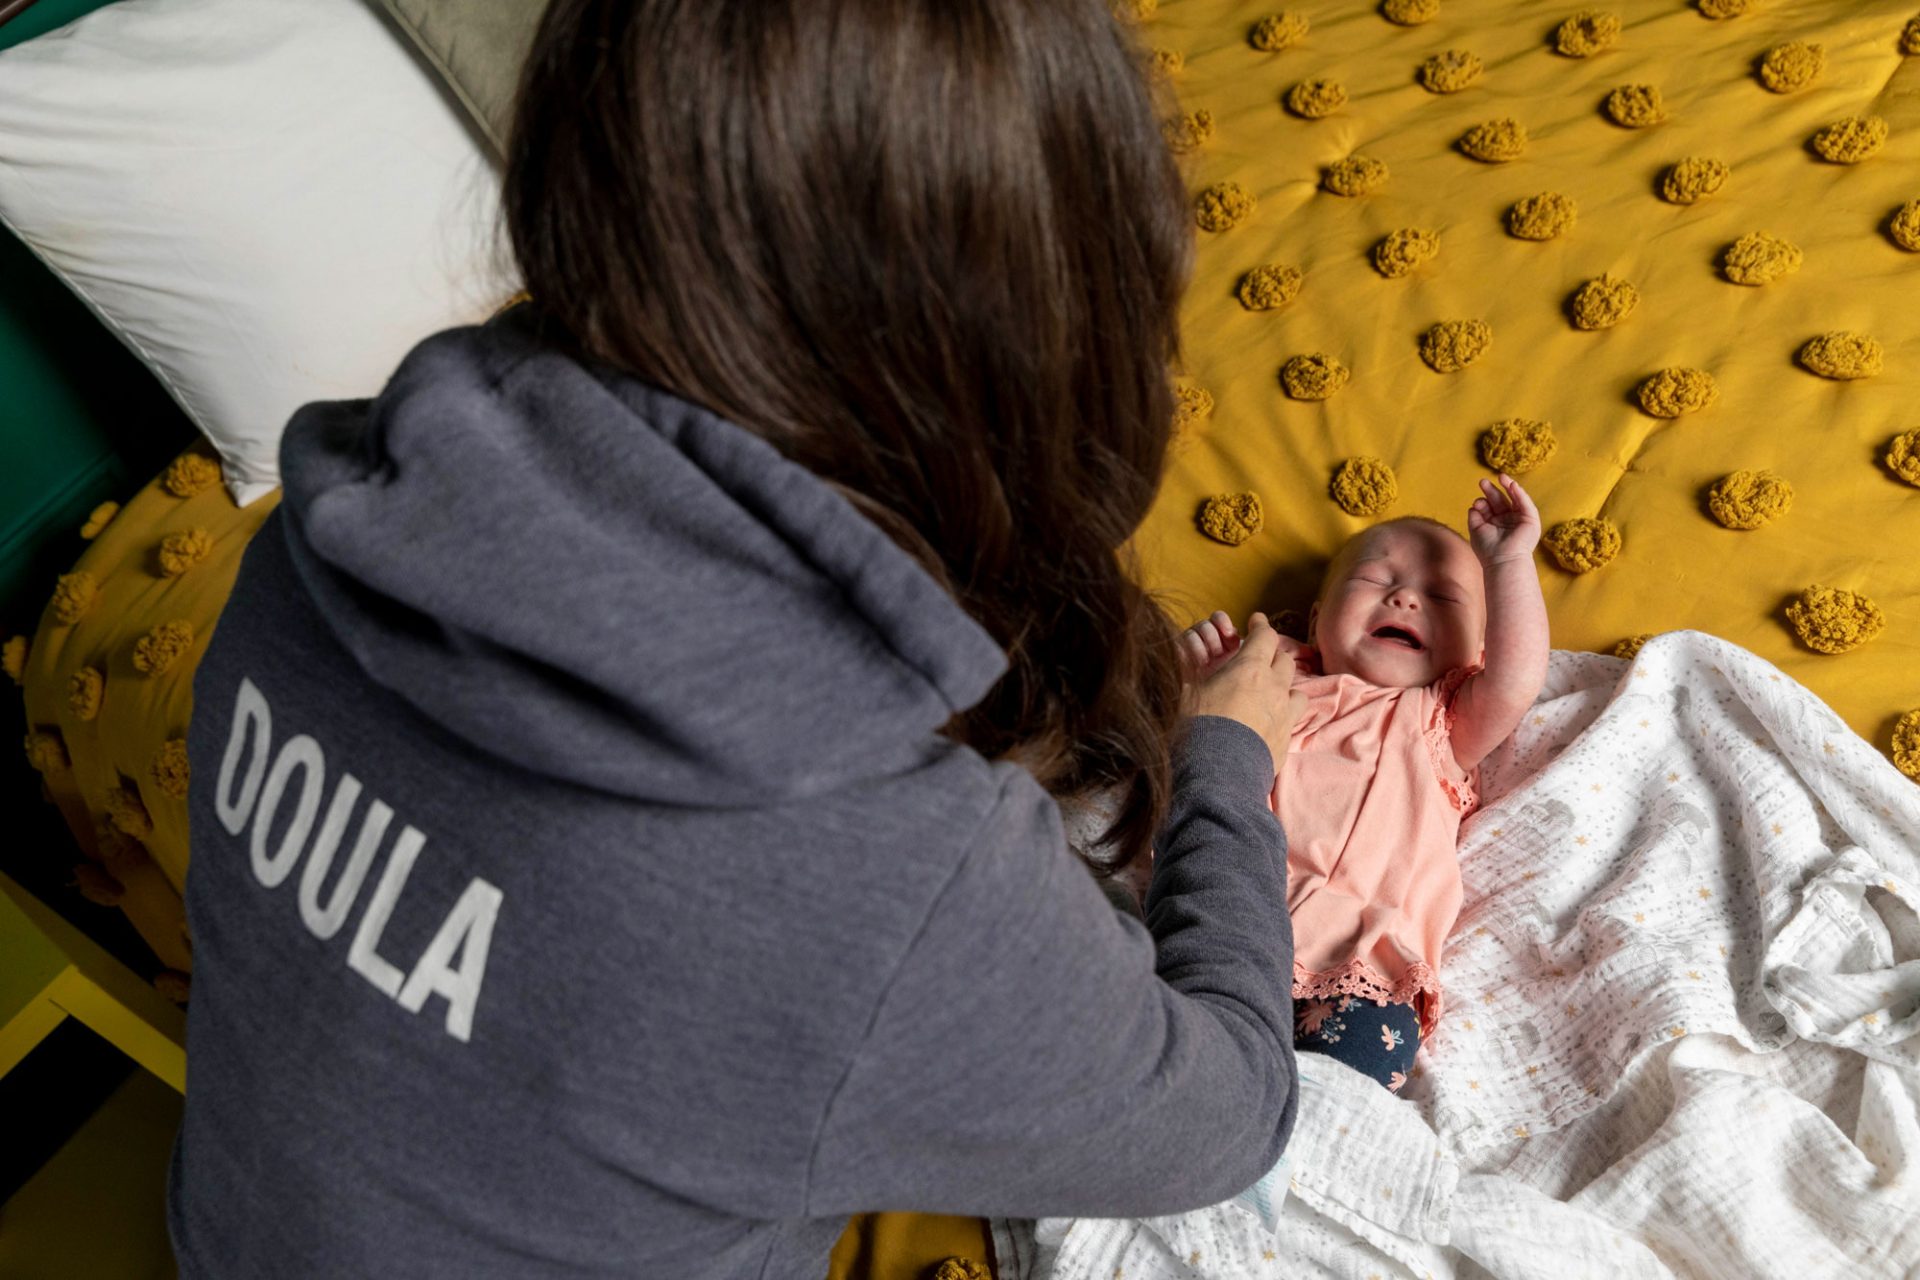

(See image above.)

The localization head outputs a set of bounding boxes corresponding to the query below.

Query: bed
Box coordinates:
[2,0,1916,1276]
[1017,1,1920,1273]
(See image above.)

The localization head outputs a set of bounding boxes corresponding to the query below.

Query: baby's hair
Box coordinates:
[1368,514,1466,541]
[1327,515,1466,576]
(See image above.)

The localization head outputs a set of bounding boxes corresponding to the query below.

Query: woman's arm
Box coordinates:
[801,717,1297,1219]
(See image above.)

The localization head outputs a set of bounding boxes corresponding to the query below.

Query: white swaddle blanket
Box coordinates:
[994,632,1920,1279]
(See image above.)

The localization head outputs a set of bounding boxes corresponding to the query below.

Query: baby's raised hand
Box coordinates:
[1178,609,1241,682]
[1468,473,1542,563]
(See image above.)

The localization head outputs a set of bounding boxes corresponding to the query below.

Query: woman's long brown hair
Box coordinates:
[503,0,1194,877]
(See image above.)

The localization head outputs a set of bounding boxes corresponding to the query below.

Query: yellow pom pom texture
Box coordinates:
[1479,419,1557,474]
[24,729,69,774]
[1459,118,1527,162]
[1555,10,1620,57]
[1707,470,1793,529]
[1604,84,1665,126]
[1195,182,1255,231]
[157,528,215,577]
[1637,367,1717,417]
[1282,353,1351,400]
[1420,320,1492,372]
[1544,517,1622,572]
[105,782,153,839]
[1331,457,1399,516]
[1661,157,1729,204]
[133,620,196,676]
[1786,585,1884,654]
[1612,633,1654,660]
[1286,78,1347,117]
[1570,275,1639,329]
[1721,232,1802,285]
[1797,332,1883,380]
[51,571,101,624]
[1883,430,1920,487]
[1419,50,1482,93]
[1200,493,1263,545]
[1892,200,1920,251]
[1323,153,1389,196]
[80,501,120,540]
[1250,12,1309,50]
[1892,709,1920,782]
[162,453,223,499]
[1373,229,1439,277]
[1507,192,1577,239]
[1811,116,1888,164]
[1759,42,1823,93]
[1162,109,1214,153]
[1382,0,1439,23]
[1173,382,1214,434]
[1238,265,1303,311]
[69,666,105,721]
[151,739,192,799]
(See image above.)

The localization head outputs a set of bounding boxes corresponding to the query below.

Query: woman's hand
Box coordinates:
[1182,611,1307,771]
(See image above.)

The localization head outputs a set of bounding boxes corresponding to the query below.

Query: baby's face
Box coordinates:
[1309,524,1486,688]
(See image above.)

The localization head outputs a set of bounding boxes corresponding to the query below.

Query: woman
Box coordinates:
[166,1,1302,1275]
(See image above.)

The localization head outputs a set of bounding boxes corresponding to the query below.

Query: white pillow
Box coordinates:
[0,0,516,506]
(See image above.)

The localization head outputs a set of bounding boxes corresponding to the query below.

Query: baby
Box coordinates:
[1179,475,1549,1091]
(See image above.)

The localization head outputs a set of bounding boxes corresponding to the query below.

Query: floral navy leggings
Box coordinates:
[1292,995,1422,1092]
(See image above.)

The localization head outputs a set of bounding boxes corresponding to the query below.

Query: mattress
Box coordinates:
[1130,0,1918,768]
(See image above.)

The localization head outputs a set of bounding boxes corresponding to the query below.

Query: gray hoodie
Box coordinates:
[165,305,1297,1279]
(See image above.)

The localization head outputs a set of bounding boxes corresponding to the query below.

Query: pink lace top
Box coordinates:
[1267,652,1481,1038]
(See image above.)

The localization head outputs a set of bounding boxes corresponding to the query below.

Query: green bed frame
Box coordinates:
[0,0,195,978]
[0,0,205,1201]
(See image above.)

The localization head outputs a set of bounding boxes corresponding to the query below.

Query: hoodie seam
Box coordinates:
[797,766,1017,1215]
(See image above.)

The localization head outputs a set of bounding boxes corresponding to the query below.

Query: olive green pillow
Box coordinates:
[374,0,547,158]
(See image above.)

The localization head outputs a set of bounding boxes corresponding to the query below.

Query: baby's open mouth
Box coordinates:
[1369,625,1424,650]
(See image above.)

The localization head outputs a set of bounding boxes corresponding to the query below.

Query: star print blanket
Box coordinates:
[992,630,1920,1279]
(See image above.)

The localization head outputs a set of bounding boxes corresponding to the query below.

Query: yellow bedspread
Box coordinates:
[1129,0,1919,766]
[18,447,278,975]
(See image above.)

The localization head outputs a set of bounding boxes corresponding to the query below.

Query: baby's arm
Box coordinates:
[1450,475,1550,772]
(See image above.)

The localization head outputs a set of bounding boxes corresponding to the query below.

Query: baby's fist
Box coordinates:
[1468,474,1541,562]
[1178,610,1241,682]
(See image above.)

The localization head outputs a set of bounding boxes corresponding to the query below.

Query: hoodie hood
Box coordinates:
[277,306,1009,807]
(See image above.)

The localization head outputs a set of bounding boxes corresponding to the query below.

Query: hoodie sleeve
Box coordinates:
[801,715,1297,1219]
